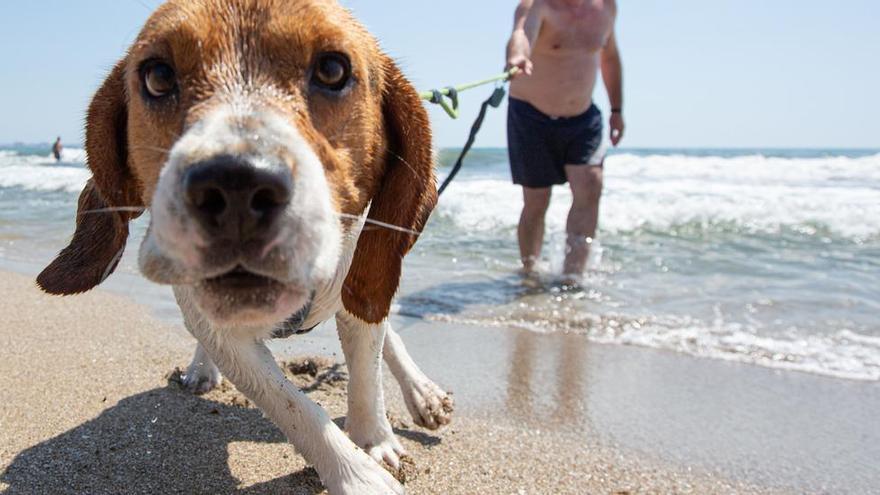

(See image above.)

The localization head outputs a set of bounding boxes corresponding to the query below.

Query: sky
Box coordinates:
[1,0,878,149]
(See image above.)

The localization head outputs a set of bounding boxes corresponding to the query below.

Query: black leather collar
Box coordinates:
[272,293,317,339]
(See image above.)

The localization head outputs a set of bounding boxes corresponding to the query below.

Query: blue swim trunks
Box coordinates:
[507,97,605,188]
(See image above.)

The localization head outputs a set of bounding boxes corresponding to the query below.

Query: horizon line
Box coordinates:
[3,141,879,152]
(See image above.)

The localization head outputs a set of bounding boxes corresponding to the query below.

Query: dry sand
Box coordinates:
[0,271,782,494]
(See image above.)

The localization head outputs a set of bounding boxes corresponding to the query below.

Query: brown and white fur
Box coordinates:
[36,1,453,493]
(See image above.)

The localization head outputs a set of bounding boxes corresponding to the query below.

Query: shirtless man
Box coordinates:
[506,0,624,280]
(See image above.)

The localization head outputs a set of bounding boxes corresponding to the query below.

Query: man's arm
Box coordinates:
[601,30,625,146]
[506,0,538,76]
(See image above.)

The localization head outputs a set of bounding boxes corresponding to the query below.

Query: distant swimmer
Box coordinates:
[506,0,625,283]
[52,137,63,162]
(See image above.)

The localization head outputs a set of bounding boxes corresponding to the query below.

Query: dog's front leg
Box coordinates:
[176,289,403,495]
[337,312,406,468]
[181,343,222,395]
[383,327,454,430]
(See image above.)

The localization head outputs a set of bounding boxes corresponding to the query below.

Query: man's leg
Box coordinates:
[518,186,552,273]
[563,165,603,277]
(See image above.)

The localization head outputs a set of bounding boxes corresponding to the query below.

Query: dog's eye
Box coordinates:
[142,61,177,99]
[312,52,351,92]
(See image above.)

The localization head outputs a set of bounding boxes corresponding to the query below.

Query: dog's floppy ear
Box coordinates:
[342,59,438,323]
[37,61,143,295]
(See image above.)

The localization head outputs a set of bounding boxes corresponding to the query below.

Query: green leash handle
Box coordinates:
[428,87,460,119]
[420,67,519,119]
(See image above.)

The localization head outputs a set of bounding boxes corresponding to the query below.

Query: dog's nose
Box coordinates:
[183,157,291,242]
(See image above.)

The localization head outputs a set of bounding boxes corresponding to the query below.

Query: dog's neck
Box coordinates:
[296,211,368,331]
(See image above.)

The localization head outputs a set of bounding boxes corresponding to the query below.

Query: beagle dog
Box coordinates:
[36,0,453,493]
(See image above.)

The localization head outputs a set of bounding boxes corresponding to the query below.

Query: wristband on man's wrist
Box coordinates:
[611,108,623,114]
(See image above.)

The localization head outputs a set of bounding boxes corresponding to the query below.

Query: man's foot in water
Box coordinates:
[555,272,585,292]
[563,235,593,275]
[518,257,545,288]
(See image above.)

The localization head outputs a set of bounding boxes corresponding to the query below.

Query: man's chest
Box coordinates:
[540,0,614,50]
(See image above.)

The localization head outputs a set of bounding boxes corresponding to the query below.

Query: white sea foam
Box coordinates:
[0,149,89,193]
[437,153,880,241]
[430,311,880,381]
[602,316,880,382]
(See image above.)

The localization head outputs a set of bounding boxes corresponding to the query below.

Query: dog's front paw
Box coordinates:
[402,378,454,430]
[347,416,407,469]
[182,360,222,395]
[325,448,405,495]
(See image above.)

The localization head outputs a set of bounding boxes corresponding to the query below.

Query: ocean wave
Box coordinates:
[0,147,86,163]
[428,311,880,382]
[60,148,87,163]
[602,316,880,382]
[436,153,880,241]
[0,149,89,192]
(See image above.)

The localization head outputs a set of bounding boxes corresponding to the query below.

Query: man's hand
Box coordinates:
[507,30,533,77]
[610,112,625,146]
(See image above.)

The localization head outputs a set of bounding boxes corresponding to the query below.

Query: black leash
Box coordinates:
[437,85,508,196]
[276,83,510,335]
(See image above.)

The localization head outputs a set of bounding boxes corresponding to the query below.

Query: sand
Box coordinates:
[0,271,794,494]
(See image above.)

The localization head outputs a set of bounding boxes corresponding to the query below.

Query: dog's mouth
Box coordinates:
[203,265,284,292]
[192,264,310,326]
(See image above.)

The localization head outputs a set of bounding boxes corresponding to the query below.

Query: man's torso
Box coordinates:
[510,0,616,117]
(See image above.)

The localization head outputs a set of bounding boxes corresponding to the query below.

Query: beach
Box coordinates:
[1,146,879,493]
[0,270,877,494]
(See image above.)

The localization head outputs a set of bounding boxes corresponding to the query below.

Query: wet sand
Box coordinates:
[0,271,875,494]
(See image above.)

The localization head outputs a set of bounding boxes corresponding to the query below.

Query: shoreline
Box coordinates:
[0,270,877,493]
[3,147,880,386]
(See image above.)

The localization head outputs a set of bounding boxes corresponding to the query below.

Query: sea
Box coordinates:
[1,144,878,382]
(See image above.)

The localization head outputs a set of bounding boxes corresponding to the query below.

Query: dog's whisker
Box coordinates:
[382,147,421,179]
[130,0,154,11]
[80,207,147,215]
[336,212,421,236]
[101,247,126,284]
[341,282,355,297]
[130,144,173,155]
[328,108,357,142]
